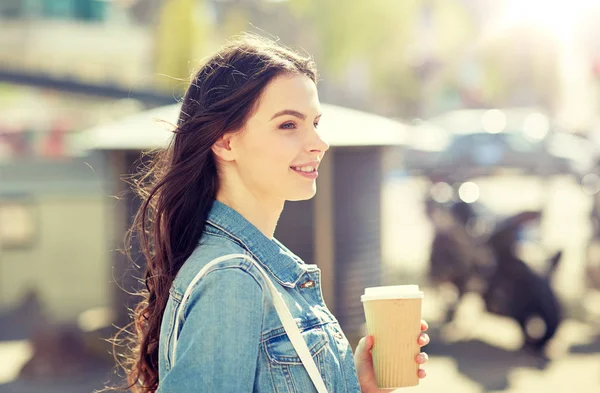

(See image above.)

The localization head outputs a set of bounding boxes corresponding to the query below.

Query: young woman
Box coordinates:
[119,35,429,393]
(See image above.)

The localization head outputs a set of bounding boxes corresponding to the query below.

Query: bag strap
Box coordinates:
[170,253,329,393]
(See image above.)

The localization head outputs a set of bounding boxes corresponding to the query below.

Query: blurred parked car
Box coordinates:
[430,130,572,180]
[403,108,596,182]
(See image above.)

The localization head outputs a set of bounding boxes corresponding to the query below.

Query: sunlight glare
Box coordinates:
[504,0,599,42]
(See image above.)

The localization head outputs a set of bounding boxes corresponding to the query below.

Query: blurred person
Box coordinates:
[105,35,430,393]
[484,211,563,354]
[425,193,561,353]
[425,197,496,322]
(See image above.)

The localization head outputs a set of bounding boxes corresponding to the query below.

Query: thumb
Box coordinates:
[354,335,374,362]
[354,335,378,390]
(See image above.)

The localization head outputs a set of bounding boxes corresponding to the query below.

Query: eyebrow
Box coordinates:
[270,109,322,121]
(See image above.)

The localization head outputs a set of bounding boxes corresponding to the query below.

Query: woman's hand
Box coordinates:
[354,320,430,393]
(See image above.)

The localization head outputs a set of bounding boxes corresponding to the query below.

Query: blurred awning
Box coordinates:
[74,103,408,151]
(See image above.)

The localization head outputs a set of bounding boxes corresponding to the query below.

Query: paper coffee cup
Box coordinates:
[361,285,424,388]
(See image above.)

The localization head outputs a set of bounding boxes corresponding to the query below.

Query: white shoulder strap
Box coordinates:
[170,253,329,393]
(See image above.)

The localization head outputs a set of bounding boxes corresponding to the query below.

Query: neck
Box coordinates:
[216,191,284,239]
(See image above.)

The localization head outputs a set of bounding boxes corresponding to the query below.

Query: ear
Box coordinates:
[212,133,236,162]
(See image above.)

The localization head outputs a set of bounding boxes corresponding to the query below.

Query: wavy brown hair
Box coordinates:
[108,35,317,393]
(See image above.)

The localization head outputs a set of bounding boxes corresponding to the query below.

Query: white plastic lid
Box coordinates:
[361,285,424,302]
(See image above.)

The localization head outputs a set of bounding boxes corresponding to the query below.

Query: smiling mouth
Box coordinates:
[290,165,317,173]
[290,165,319,179]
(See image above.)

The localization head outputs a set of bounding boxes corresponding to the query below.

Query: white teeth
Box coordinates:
[292,166,315,173]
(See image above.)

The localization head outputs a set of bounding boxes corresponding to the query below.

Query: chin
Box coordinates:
[287,185,317,201]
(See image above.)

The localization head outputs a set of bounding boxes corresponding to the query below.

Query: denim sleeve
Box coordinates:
[159,266,264,392]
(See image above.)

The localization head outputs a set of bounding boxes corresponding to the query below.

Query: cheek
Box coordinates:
[249,135,299,171]
[261,149,294,175]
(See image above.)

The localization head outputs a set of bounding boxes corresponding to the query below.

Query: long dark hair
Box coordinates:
[113,35,317,393]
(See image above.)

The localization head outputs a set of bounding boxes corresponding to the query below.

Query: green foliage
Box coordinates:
[154,0,213,93]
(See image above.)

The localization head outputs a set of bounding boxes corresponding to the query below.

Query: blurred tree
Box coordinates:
[154,0,214,93]
[128,0,164,25]
[288,0,475,117]
[288,0,385,72]
[221,4,250,38]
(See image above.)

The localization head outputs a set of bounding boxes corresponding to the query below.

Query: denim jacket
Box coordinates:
[157,200,361,392]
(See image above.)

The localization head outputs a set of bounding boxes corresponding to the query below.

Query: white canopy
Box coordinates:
[74,103,408,151]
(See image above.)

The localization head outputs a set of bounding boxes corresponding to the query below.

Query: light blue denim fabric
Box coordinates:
[157,200,361,392]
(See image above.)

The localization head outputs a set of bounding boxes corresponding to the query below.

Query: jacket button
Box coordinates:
[299,280,315,289]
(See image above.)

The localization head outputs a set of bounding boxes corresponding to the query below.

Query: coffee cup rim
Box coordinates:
[361,285,424,301]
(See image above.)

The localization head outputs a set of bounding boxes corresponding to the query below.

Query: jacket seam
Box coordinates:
[202,229,246,249]
[163,302,178,372]
[169,286,183,302]
[265,337,328,365]
[266,358,279,393]
[262,319,330,341]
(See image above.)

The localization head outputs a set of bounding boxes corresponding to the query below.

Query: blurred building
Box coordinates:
[0,1,154,88]
[0,0,164,321]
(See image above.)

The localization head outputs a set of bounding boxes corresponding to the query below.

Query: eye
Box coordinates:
[280,122,296,130]
[314,122,320,129]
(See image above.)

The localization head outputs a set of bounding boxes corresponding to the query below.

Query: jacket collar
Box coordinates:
[205,200,308,288]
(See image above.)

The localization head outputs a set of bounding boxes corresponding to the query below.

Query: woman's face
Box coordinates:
[218,73,329,204]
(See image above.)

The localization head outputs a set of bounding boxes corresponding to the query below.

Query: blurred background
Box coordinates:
[1,0,600,392]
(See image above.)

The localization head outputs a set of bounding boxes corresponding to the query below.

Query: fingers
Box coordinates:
[421,320,429,331]
[355,335,373,355]
[416,352,428,379]
[418,333,430,346]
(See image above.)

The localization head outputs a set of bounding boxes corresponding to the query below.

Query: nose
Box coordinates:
[309,128,330,154]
